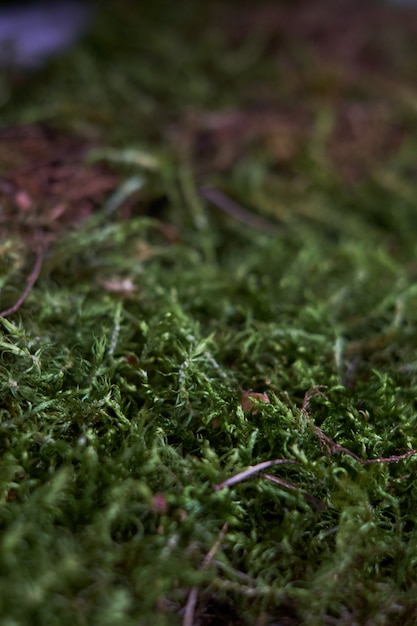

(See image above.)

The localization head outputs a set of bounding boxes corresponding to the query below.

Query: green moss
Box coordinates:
[2,0,417,624]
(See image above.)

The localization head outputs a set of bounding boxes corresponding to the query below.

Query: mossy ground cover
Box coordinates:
[2,0,417,624]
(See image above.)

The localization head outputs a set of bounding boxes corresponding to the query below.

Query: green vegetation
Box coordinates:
[2,1,417,624]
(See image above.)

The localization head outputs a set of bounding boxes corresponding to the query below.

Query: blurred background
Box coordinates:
[1,0,417,225]
[0,0,95,70]
[0,0,416,71]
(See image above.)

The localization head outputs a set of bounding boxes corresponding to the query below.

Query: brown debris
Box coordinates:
[0,123,129,316]
[0,123,119,248]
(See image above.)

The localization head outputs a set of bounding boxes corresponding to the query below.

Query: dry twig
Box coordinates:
[214,459,297,492]
[183,522,229,626]
[0,248,44,317]
[302,386,417,466]
[200,187,280,233]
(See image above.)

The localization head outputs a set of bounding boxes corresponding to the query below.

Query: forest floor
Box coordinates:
[2,1,417,624]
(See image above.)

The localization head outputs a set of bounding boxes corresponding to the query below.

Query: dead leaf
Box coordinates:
[240,389,270,413]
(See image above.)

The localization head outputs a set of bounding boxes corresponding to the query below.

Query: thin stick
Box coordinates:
[183,522,228,626]
[313,424,363,463]
[214,459,297,492]
[182,588,199,626]
[202,523,228,567]
[302,387,417,466]
[200,186,280,233]
[312,424,416,473]
[362,449,417,465]
[262,473,326,511]
[0,248,44,317]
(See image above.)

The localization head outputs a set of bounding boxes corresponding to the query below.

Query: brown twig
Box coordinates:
[262,473,326,511]
[302,387,417,466]
[301,384,328,418]
[313,424,363,463]
[361,449,417,465]
[183,522,228,626]
[0,248,44,317]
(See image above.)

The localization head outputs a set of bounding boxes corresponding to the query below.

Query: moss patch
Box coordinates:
[2,1,417,624]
